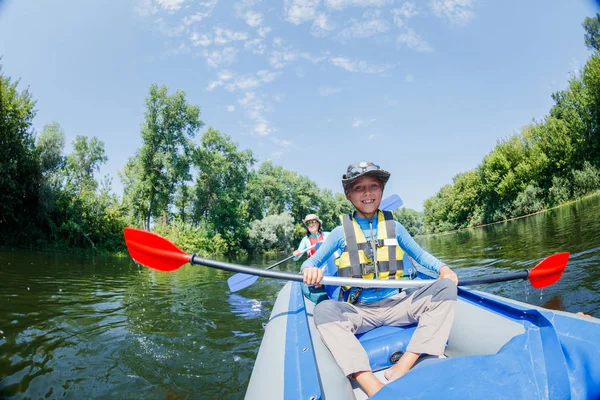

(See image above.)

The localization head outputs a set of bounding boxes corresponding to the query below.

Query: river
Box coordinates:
[1,194,599,399]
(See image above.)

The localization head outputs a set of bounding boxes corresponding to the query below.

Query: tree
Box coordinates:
[64,135,107,194]
[0,65,40,241]
[583,13,600,52]
[393,208,425,236]
[37,122,65,175]
[121,84,203,229]
[36,122,66,233]
[192,128,255,250]
[246,161,292,221]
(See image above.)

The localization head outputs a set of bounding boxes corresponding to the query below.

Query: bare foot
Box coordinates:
[384,351,419,382]
[577,311,594,318]
[384,368,405,382]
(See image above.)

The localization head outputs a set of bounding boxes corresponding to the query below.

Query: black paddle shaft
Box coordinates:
[191,255,305,282]
[458,270,529,286]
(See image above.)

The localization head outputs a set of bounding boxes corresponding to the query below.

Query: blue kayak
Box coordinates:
[245,275,600,399]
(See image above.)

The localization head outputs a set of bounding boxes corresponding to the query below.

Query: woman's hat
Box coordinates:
[303,214,322,224]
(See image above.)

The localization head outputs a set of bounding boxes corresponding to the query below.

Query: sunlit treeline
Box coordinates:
[0,77,353,254]
[422,16,600,234]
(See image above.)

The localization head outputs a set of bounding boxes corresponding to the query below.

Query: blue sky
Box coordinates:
[0,0,598,211]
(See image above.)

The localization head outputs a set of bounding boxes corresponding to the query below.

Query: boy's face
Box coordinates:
[345,176,383,219]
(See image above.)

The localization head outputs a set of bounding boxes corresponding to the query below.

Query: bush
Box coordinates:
[548,176,571,206]
[571,161,600,197]
[512,184,545,216]
[153,220,229,257]
[247,213,295,253]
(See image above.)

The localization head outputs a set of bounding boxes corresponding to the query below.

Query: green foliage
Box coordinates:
[583,13,600,52]
[0,66,40,242]
[571,161,600,198]
[393,208,425,236]
[192,128,255,250]
[121,84,203,230]
[247,213,295,253]
[153,220,228,257]
[37,122,65,174]
[65,135,108,194]
[548,176,572,206]
[512,184,545,216]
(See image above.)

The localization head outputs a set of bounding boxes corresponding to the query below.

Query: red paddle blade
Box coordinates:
[528,252,570,289]
[123,227,190,272]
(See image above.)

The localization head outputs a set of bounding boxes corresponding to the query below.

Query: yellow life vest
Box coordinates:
[337,210,405,280]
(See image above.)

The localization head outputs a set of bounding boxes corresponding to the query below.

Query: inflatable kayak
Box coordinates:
[245,277,600,400]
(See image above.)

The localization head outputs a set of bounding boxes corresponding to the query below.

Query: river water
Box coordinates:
[1,194,599,399]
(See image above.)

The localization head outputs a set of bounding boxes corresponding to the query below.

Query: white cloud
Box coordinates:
[319,86,342,96]
[190,32,212,46]
[218,70,235,80]
[135,0,158,16]
[429,0,475,25]
[284,0,320,24]
[226,105,236,112]
[405,72,414,82]
[245,38,266,54]
[258,26,272,37]
[311,14,335,36]
[155,17,185,37]
[269,50,299,69]
[228,76,260,91]
[183,1,217,25]
[397,28,433,52]
[214,27,249,45]
[272,137,293,147]
[330,56,393,74]
[338,9,389,39]
[257,70,278,82]
[203,47,238,68]
[245,10,264,27]
[325,0,392,10]
[391,2,418,27]
[156,0,185,12]
[352,118,376,127]
[207,69,278,91]
[368,134,376,140]
[239,92,273,136]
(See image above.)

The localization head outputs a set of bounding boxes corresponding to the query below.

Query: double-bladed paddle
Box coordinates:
[123,227,569,290]
[226,193,404,292]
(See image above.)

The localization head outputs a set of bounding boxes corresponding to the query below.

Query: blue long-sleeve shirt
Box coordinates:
[301,213,446,303]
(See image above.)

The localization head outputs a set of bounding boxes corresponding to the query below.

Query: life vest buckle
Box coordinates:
[361,263,375,275]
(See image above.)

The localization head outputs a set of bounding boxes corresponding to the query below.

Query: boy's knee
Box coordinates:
[314,300,356,326]
[434,279,457,302]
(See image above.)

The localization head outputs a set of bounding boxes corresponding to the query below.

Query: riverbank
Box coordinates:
[417,190,600,238]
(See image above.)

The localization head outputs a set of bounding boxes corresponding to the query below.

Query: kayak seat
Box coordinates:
[356,325,418,371]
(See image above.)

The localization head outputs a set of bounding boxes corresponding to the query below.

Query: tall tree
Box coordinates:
[246,161,293,221]
[583,13,600,52]
[65,135,107,194]
[0,66,40,241]
[192,128,254,250]
[121,84,203,229]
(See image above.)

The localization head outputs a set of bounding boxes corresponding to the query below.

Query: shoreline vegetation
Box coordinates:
[2,16,600,257]
[415,190,600,238]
